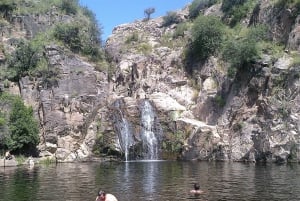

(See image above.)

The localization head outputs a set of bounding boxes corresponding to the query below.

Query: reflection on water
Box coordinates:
[0,161,300,201]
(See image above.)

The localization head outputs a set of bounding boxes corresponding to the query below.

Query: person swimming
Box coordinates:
[95,190,118,201]
[190,183,204,195]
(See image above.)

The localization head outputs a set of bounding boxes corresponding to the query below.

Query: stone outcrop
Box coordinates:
[17,44,109,162]
[0,1,299,163]
[104,2,300,163]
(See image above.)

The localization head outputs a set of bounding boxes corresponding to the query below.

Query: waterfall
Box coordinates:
[113,100,134,161]
[140,100,161,160]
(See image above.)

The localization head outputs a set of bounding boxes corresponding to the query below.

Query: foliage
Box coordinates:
[6,96,39,154]
[223,37,257,69]
[222,25,268,72]
[61,0,78,15]
[188,0,218,19]
[78,6,104,60]
[14,155,26,165]
[53,23,81,52]
[7,40,43,81]
[162,11,181,27]
[290,51,300,67]
[53,20,103,60]
[188,15,224,61]
[173,22,189,38]
[125,32,139,44]
[144,7,155,21]
[215,95,226,107]
[0,93,39,155]
[3,0,103,64]
[13,0,61,15]
[222,0,257,27]
[137,43,152,55]
[221,0,248,13]
[0,0,16,19]
[0,115,5,127]
[0,111,7,145]
[7,34,65,88]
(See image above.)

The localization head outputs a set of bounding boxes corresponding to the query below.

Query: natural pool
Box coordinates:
[0,161,299,201]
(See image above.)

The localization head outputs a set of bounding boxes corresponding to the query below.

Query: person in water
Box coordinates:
[190,183,204,195]
[95,190,118,201]
[5,151,12,160]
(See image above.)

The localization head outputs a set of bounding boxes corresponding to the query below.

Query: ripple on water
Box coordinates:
[1,162,300,201]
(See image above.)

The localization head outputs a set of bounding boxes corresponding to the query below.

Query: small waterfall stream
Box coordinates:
[112,99,162,161]
[140,100,161,160]
[113,100,134,161]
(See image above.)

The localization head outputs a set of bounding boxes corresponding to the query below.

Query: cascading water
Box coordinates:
[113,100,134,161]
[140,100,162,160]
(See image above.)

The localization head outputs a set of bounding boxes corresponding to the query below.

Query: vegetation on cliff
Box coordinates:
[0,0,104,157]
[106,0,299,161]
[0,0,299,162]
[0,93,39,156]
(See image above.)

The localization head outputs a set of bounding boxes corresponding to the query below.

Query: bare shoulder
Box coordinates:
[106,194,118,201]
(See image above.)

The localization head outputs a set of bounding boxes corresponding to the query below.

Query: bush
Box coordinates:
[6,96,39,154]
[162,11,181,27]
[61,0,78,15]
[189,0,218,19]
[189,15,224,60]
[173,22,188,38]
[221,0,248,12]
[125,32,139,44]
[222,26,267,72]
[222,0,257,27]
[0,93,39,155]
[53,21,103,61]
[0,94,11,145]
[53,23,81,53]
[13,0,62,15]
[137,43,152,55]
[0,0,16,19]
[223,37,257,69]
[80,6,103,47]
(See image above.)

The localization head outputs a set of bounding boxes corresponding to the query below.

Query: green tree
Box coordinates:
[0,112,7,149]
[189,15,224,61]
[6,97,39,154]
[8,40,41,81]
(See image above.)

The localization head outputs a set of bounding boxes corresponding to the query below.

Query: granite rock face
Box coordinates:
[17,45,109,162]
[1,2,299,163]
[104,3,300,162]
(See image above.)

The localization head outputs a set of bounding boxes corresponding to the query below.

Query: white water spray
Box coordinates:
[140,100,159,160]
[113,101,134,161]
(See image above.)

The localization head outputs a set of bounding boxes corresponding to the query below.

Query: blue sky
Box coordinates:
[79,1,192,41]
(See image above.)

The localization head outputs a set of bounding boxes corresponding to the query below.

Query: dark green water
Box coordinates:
[0,161,299,201]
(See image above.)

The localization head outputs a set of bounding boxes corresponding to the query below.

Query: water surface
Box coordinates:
[0,161,299,201]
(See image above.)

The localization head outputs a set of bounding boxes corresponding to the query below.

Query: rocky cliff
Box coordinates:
[0,0,299,163]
